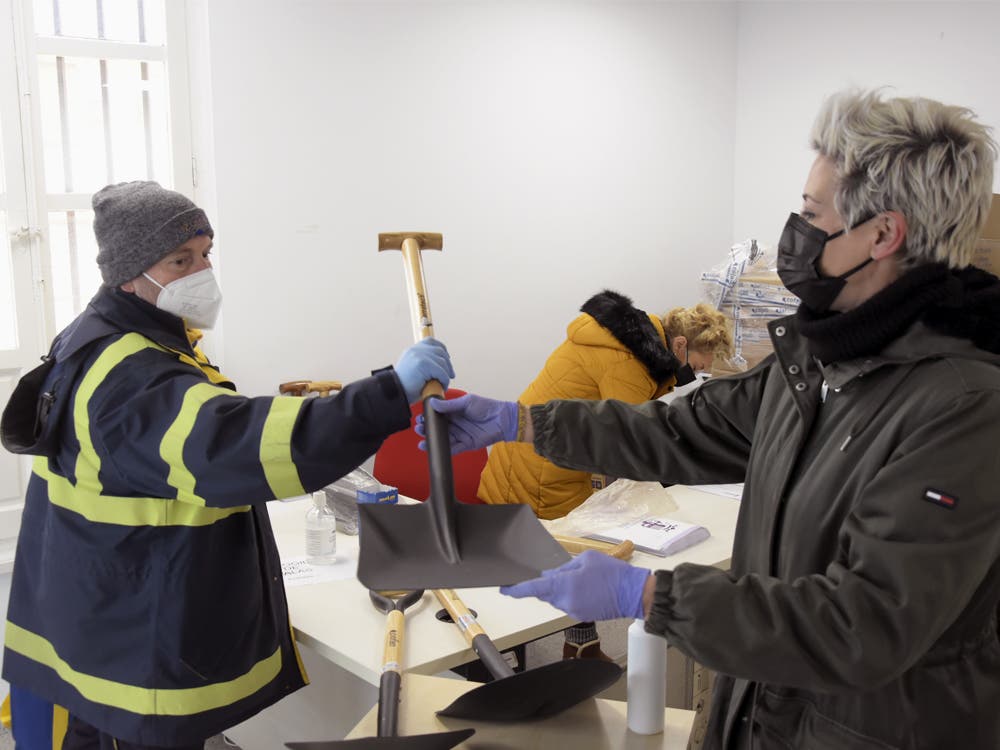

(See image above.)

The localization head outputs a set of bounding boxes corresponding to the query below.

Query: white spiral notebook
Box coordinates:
[585,517,710,557]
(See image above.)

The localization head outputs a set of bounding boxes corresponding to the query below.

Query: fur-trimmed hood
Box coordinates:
[578,290,680,383]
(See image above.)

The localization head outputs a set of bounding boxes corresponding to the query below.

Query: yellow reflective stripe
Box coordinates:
[5,621,282,716]
[0,693,10,728]
[51,704,68,750]
[162,383,239,506]
[260,398,305,499]
[34,457,250,527]
[74,333,152,494]
[53,333,249,525]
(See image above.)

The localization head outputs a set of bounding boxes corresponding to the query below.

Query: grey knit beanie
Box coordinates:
[93,181,214,287]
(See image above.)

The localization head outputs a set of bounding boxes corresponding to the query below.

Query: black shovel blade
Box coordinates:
[285,728,474,750]
[357,502,570,590]
[436,659,622,722]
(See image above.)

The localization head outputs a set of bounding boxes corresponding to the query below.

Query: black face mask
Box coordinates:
[777,213,874,313]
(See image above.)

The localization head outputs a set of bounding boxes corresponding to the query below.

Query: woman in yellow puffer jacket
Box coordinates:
[477,290,733,520]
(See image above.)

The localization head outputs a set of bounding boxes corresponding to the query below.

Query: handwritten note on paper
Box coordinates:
[280,555,357,587]
[585,517,710,557]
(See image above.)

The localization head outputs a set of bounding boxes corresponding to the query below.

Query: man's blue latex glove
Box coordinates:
[415,393,518,454]
[500,549,650,622]
[394,338,455,404]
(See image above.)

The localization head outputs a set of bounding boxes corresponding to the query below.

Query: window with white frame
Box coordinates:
[32,0,183,331]
[0,0,194,570]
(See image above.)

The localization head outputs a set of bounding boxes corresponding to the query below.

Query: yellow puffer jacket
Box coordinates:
[478,290,679,519]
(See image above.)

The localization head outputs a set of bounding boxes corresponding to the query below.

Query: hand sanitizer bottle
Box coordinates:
[305,490,337,565]
[627,618,667,734]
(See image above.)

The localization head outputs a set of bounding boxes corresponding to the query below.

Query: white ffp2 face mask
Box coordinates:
[143,268,223,329]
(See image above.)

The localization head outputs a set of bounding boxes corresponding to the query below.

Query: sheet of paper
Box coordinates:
[686,483,744,501]
[585,517,710,557]
[280,553,357,587]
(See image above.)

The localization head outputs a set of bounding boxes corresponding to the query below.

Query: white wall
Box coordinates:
[732,0,1000,257]
[198,1,1000,404]
[201,0,739,399]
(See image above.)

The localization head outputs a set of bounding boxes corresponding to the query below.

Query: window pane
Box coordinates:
[51,2,99,39]
[32,0,55,36]
[38,55,171,194]
[0,212,16,350]
[48,209,100,331]
[103,0,166,45]
[37,55,104,192]
[106,59,171,184]
[34,1,165,44]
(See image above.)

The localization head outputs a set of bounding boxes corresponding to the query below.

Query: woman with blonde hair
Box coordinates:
[476,290,732,660]
[478,292,732,520]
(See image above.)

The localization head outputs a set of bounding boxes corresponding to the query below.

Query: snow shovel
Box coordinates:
[285,589,473,750]
[432,588,622,721]
[357,232,570,590]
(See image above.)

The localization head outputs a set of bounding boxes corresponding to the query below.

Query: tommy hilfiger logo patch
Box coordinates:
[923,488,958,510]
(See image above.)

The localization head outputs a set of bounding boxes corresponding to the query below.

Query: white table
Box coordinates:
[226,485,740,749]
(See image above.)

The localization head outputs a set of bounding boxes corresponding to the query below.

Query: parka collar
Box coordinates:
[579,289,680,383]
[818,320,1000,390]
[53,285,196,362]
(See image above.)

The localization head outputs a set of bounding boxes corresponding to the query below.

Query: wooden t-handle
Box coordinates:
[378,232,446,400]
[278,380,343,398]
[278,380,310,397]
[307,380,343,397]
[552,534,635,560]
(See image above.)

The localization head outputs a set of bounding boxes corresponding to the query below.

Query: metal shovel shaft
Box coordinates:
[433,589,515,680]
[424,396,460,564]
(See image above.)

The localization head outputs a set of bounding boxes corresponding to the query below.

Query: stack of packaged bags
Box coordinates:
[700,239,799,375]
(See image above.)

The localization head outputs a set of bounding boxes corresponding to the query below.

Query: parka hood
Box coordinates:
[923,265,1000,356]
[577,290,679,383]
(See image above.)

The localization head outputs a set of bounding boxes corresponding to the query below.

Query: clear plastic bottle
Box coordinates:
[305,490,337,565]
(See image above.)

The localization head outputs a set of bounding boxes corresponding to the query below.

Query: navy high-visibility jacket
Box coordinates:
[2,286,412,745]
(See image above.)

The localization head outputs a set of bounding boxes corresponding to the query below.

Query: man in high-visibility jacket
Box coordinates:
[1,181,454,750]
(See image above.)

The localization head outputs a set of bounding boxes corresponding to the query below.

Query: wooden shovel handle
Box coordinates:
[433,589,486,644]
[382,610,405,674]
[553,534,635,560]
[379,233,446,398]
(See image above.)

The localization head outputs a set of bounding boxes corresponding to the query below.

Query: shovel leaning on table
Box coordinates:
[432,588,622,722]
[356,232,571,591]
[285,589,474,750]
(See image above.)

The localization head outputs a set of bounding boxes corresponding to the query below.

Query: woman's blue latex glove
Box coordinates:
[500,549,650,622]
[394,338,455,404]
[415,393,518,454]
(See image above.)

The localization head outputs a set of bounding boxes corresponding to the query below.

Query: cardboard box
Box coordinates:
[971,193,1000,274]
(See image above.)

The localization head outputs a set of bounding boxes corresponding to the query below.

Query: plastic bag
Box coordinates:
[323,467,397,535]
[541,479,678,537]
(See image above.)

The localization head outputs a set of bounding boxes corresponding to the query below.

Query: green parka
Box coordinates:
[530,280,1000,749]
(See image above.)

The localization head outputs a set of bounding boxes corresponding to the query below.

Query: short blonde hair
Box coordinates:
[810,89,997,268]
[662,303,734,358]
